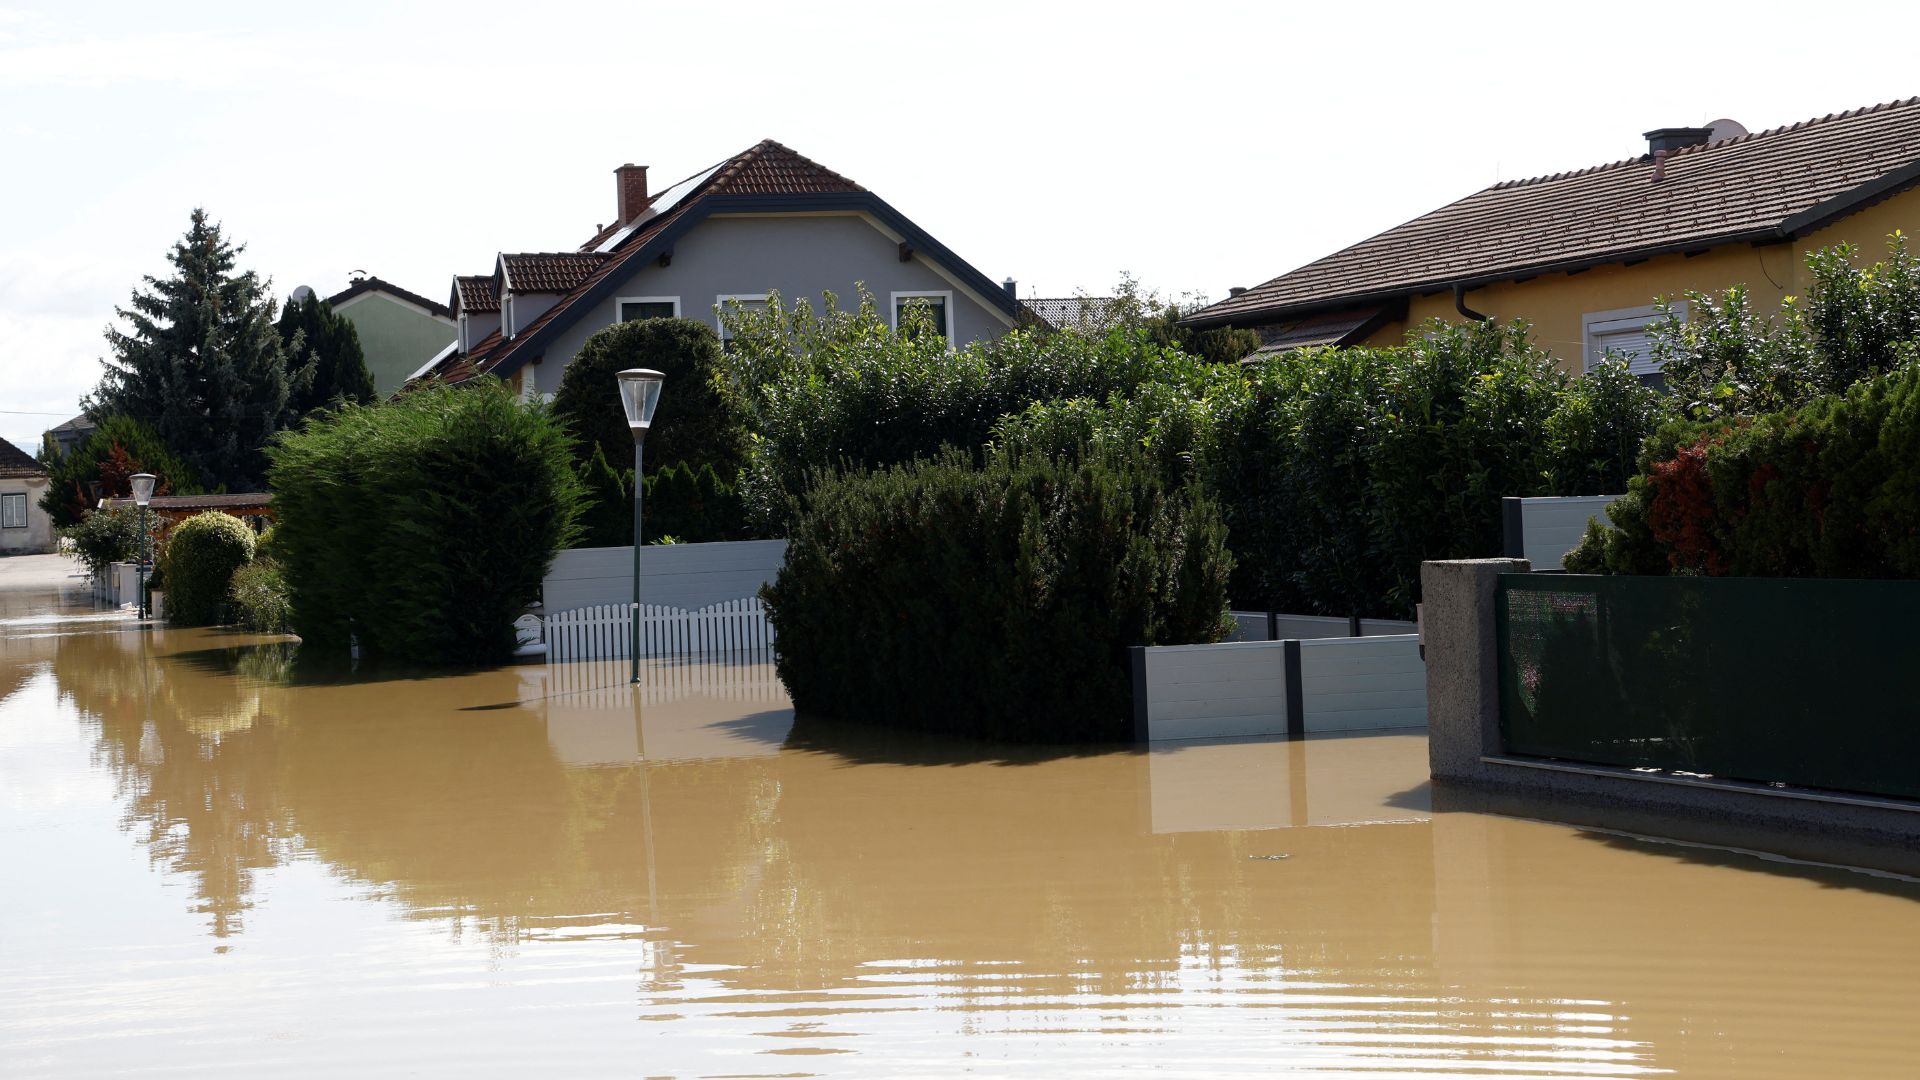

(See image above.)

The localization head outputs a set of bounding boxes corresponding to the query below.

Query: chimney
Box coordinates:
[1228,286,1248,298]
[1643,126,1714,156]
[1002,277,1017,299]
[615,163,650,224]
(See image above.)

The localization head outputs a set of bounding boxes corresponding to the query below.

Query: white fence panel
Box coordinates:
[1503,495,1620,571]
[543,539,788,612]
[545,597,776,662]
[1139,641,1289,741]
[1297,635,1426,732]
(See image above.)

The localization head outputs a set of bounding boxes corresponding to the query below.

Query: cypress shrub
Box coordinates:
[573,448,747,547]
[162,511,256,626]
[763,448,1233,743]
[268,379,585,665]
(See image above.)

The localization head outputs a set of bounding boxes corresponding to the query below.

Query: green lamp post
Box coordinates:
[617,368,665,683]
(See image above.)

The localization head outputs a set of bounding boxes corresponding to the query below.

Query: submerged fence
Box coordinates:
[545,598,775,662]
[1132,633,1426,741]
[1497,574,1920,801]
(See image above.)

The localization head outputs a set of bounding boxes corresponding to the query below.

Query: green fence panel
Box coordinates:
[1497,574,1920,801]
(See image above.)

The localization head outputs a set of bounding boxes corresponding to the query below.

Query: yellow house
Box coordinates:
[1186,97,1920,380]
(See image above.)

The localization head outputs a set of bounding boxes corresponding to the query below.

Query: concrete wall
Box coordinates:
[543,539,787,612]
[1351,185,1920,375]
[1502,495,1620,571]
[1420,557,1920,859]
[1134,634,1427,741]
[0,475,55,555]
[332,292,457,397]
[523,213,1014,397]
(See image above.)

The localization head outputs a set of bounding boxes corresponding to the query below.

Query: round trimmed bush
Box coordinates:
[163,511,256,626]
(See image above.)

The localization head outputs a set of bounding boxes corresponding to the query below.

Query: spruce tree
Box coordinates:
[86,209,294,489]
[278,290,375,415]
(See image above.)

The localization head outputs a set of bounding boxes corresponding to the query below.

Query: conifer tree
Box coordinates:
[278,290,375,415]
[86,209,294,489]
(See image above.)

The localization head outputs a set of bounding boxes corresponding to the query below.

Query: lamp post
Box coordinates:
[616,368,665,683]
[129,473,157,619]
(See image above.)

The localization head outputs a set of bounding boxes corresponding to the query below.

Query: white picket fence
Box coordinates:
[544,597,775,662]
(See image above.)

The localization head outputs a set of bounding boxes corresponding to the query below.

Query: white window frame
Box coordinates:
[715,293,770,341]
[458,312,471,352]
[1,492,26,529]
[1582,301,1687,376]
[616,295,682,322]
[502,293,516,339]
[890,289,955,342]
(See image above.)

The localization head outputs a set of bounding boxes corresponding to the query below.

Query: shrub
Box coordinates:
[1572,362,1920,578]
[550,316,744,478]
[268,379,585,665]
[228,560,292,633]
[763,448,1233,743]
[62,504,144,578]
[573,446,747,547]
[161,511,256,626]
[717,288,1205,534]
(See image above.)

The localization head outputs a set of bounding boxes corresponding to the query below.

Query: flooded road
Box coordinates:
[4,583,1920,1076]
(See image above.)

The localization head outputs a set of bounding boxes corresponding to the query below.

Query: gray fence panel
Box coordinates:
[1140,642,1290,741]
[1297,635,1426,731]
[543,539,787,612]
[1502,495,1621,571]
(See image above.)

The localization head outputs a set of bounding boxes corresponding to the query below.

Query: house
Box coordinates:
[1185,97,1920,381]
[98,492,274,533]
[1021,296,1126,335]
[313,277,457,397]
[415,140,1020,395]
[43,413,95,459]
[0,438,55,556]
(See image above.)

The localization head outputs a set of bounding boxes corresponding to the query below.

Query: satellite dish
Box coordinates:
[289,285,314,303]
[1706,118,1748,143]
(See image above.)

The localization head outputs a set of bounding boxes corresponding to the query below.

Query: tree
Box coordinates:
[278,291,375,415]
[86,209,294,490]
[549,317,744,477]
[38,414,202,528]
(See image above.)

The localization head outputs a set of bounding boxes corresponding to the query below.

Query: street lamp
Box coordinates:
[616,368,665,683]
[129,473,157,619]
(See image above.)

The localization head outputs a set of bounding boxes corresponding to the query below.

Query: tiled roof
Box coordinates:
[326,276,453,319]
[1022,297,1123,334]
[454,275,499,313]
[1240,305,1398,362]
[102,493,272,512]
[0,436,46,478]
[1192,97,1920,325]
[420,140,870,384]
[500,252,609,293]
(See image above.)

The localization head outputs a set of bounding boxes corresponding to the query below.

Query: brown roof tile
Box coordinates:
[454,275,499,313]
[0,437,46,478]
[500,252,610,293]
[1193,97,1920,325]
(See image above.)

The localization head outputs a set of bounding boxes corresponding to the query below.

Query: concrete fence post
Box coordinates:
[1420,558,1529,784]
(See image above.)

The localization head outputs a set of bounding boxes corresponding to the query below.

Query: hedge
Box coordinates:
[268,379,584,665]
[763,448,1232,743]
[162,511,256,626]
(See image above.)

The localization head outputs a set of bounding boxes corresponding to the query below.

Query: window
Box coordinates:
[890,290,953,343]
[1,493,26,529]
[502,294,516,339]
[716,294,770,345]
[1583,302,1686,389]
[618,296,681,322]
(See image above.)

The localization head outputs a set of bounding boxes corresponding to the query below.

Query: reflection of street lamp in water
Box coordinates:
[616,369,665,684]
[130,473,157,619]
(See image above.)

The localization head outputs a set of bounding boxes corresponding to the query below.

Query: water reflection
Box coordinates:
[7,620,1920,1077]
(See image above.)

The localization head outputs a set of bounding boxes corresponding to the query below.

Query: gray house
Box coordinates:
[416,140,1020,394]
[0,438,54,556]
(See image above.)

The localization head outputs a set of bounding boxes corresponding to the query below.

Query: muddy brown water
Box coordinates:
[4,597,1920,1076]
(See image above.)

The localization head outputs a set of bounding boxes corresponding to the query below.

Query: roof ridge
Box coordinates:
[1490,95,1920,190]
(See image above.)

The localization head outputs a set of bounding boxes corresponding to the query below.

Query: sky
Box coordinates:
[3,0,1918,451]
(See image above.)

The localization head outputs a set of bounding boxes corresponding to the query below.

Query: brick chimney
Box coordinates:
[615,164,650,225]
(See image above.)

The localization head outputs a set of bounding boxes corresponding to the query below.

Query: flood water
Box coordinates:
[5,573,1920,1076]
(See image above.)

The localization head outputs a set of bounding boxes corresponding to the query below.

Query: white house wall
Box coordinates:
[525,214,1011,395]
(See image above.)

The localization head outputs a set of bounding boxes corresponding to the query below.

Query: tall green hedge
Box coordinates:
[268,379,585,665]
[162,511,256,626]
[763,448,1233,743]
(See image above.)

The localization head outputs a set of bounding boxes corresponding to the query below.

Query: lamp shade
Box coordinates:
[128,473,158,507]
[616,368,666,435]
